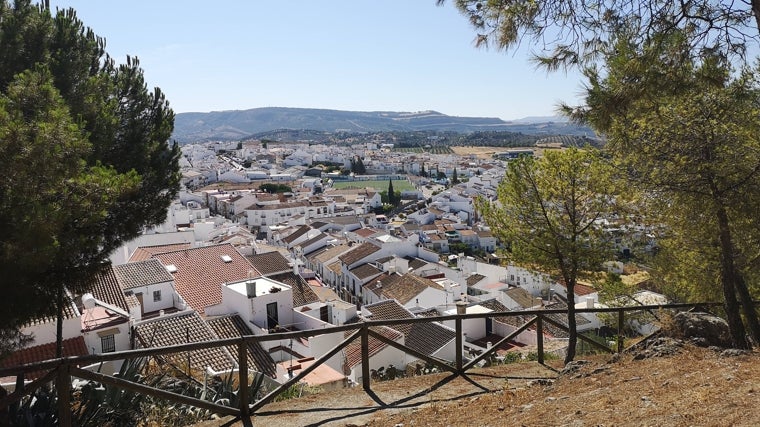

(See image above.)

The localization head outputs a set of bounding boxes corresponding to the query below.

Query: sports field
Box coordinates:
[331,179,415,192]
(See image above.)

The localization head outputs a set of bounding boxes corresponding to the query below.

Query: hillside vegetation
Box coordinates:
[171,107,595,143]
[201,345,759,427]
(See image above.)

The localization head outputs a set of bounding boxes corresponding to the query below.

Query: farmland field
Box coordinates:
[394,146,454,154]
[451,145,555,159]
[331,179,415,192]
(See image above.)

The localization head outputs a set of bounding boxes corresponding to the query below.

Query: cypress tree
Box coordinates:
[388,178,396,206]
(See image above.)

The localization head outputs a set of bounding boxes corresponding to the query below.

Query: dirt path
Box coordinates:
[195,362,558,427]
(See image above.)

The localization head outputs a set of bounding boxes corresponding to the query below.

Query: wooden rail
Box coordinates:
[0,302,723,425]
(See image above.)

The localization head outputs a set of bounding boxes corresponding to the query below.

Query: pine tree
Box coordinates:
[477,148,619,364]
[0,1,179,353]
[388,179,396,206]
[452,168,459,184]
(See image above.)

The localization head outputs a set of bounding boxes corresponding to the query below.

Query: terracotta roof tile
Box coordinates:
[268,272,320,307]
[0,337,88,379]
[405,257,428,271]
[503,287,539,309]
[343,325,403,369]
[281,225,312,245]
[151,243,259,313]
[338,242,381,266]
[25,294,79,327]
[378,273,440,305]
[129,243,192,262]
[84,266,130,311]
[466,273,487,287]
[354,228,379,238]
[328,261,343,274]
[113,259,174,290]
[297,232,328,253]
[349,263,383,280]
[312,244,351,263]
[364,300,456,356]
[362,273,401,296]
[134,311,235,372]
[247,251,292,276]
[206,315,276,378]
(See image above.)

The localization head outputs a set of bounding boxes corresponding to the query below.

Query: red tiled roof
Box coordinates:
[364,300,456,356]
[557,280,597,296]
[134,312,235,373]
[151,243,260,313]
[378,273,440,305]
[281,225,312,244]
[83,266,130,311]
[206,315,276,378]
[0,337,88,379]
[129,243,192,262]
[349,263,383,280]
[343,325,403,369]
[354,228,379,238]
[247,251,292,276]
[113,258,174,290]
[268,272,320,307]
[338,242,381,266]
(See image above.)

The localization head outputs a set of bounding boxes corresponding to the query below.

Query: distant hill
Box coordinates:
[172,107,594,143]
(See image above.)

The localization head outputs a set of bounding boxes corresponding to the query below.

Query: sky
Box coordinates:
[49,1,586,121]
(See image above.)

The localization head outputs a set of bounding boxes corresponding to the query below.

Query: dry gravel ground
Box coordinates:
[200,345,760,427]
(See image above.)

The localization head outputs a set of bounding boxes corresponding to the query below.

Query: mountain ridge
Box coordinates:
[172,107,592,143]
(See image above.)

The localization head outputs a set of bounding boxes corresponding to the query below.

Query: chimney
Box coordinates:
[585,297,595,309]
[246,280,257,298]
[455,299,467,315]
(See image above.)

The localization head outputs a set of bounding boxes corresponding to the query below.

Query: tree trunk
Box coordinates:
[753,0,760,36]
[715,203,749,349]
[735,274,760,345]
[56,282,63,358]
[564,279,578,364]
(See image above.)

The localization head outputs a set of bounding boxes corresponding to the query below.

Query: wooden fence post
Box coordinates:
[361,323,370,391]
[536,315,544,364]
[617,309,625,353]
[56,363,71,427]
[238,340,249,419]
[455,300,467,373]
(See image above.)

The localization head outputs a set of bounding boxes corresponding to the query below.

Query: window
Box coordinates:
[101,334,115,353]
[153,290,162,302]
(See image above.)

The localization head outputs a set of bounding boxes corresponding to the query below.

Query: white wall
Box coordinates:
[82,320,131,355]
[347,339,407,385]
[493,321,538,346]
[130,281,176,315]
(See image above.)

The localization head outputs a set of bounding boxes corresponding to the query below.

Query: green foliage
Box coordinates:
[332,179,415,192]
[476,148,619,362]
[350,155,366,174]
[570,28,760,347]
[0,1,180,343]
[525,351,560,362]
[259,183,292,193]
[70,357,271,426]
[387,179,398,206]
[500,351,523,364]
[443,0,757,70]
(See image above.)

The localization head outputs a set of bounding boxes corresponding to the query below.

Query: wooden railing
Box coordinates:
[0,302,722,425]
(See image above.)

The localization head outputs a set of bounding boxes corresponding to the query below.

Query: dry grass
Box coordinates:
[450,146,549,160]
[201,346,760,427]
[371,346,760,427]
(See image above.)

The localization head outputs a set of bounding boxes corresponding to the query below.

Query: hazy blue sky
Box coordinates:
[50,1,585,120]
